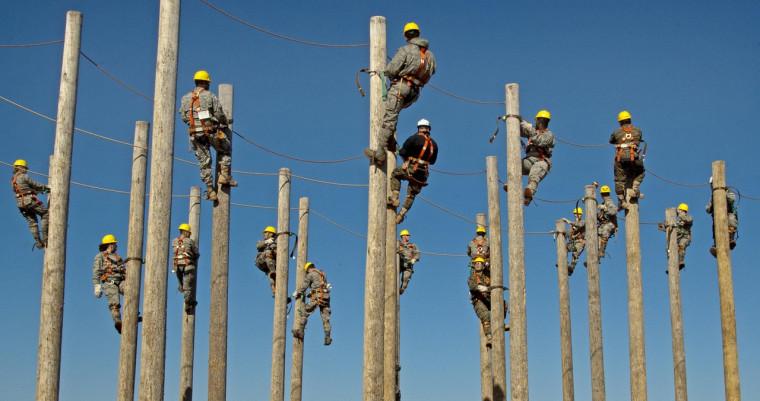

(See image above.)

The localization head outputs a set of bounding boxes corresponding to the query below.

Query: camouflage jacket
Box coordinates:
[597,197,618,227]
[11,171,48,208]
[675,211,693,238]
[385,37,436,87]
[256,237,277,258]
[568,218,585,242]
[398,240,420,266]
[468,269,491,301]
[467,235,490,260]
[179,87,228,135]
[92,251,125,286]
[520,121,555,159]
[172,236,199,266]
[297,268,330,300]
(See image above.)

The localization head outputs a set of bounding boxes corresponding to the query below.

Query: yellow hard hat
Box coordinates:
[472,256,486,264]
[476,225,486,234]
[13,159,27,167]
[678,203,689,212]
[535,109,552,120]
[304,262,314,271]
[101,234,118,245]
[263,226,276,234]
[617,110,632,122]
[600,185,611,194]
[193,70,211,82]
[178,223,191,232]
[403,22,420,35]
[573,207,583,216]
[400,229,410,236]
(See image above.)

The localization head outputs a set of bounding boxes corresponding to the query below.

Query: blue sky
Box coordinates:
[1,1,759,400]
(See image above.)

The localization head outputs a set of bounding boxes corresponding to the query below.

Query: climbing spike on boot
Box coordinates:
[363,147,386,167]
[205,186,218,201]
[523,187,534,206]
[324,335,332,346]
[114,320,122,334]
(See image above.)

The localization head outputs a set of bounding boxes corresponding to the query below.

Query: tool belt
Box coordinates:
[615,143,639,163]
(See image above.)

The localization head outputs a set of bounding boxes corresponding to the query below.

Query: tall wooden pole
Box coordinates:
[117,121,149,401]
[505,83,528,401]
[476,213,493,401]
[486,156,507,401]
[137,1,180,399]
[584,185,605,401]
[35,11,82,401]
[665,208,687,401]
[624,194,647,401]
[711,161,741,401]
[179,186,201,401]
[208,83,233,401]
[270,168,292,401]
[554,220,574,401]
[363,15,387,401]
[383,144,399,401]
[289,197,310,401]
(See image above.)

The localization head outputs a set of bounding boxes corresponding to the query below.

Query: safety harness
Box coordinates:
[187,88,217,137]
[403,133,435,187]
[614,125,640,163]
[100,252,125,282]
[400,47,431,89]
[173,237,193,267]
[12,173,42,208]
[307,269,330,307]
[471,236,490,260]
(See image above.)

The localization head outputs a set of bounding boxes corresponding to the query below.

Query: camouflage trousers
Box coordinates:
[103,280,124,322]
[175,264,197,305]
[255,252,276,294]
[471,297,508,331]
[378,82,420,151]
[190,132,232,187]
[613,161,645,197]
[677,235,691,264]
[568,239,585,270]
[399,265,414,294]
[294,296,331,336]
[18,200,48,243]
[598,222,616,255]
[522,156,550,192]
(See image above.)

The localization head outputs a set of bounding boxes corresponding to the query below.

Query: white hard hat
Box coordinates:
[417,118,431,128]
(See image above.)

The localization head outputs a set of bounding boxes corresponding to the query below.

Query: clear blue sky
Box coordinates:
[1,1,759,400]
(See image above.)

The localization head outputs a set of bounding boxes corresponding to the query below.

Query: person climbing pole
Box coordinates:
[364,22,436,166]
[397,229,420,295]
[10,159,49,249]
[610,110,645,209]
[467,225,490,267]
[172,223,199,313]
[502,110,556,205]
[179,70,236,202]
[255,226,278,297]
[597,185,618,258]
[468,257,509,347]
[388,118,438,224]
[291,262,333,346]
[92,234,127,334]
[706,187,738,257]
[674,203,693,269]
[563,208,585,276]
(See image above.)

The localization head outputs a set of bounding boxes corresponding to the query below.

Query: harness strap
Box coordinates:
[410,134,434,174]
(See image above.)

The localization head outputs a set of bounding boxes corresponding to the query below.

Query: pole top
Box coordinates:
[555,219,566,233]
[279,167,291,175]
[370,16,386,23]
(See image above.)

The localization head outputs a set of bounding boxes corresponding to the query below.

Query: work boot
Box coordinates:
[502,183,508,192]
[34,239,46,249]
[292,327,304,339]
[363,147,386,167]
[114,320,122,334]
[184,300,198,314]
[324,333,332,346]
[217,166,238,187]
[568,262,575,277]
[387,190,400,208]
[398,285,405,295]
[483,322,493,346]
[395,207,408,224]
[504,323,510,332]
[709,246,717,257]
[729,240,737,250]
[599,240,608,257]
[205,185,218,201]
[523,187,534,206]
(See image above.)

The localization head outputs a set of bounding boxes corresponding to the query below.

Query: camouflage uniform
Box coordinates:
[292,266,332,345]
[255,235,278,295]
[398,238,420,295]
[597,196,618,257]
[467,235,490,266]
[172,234,199,310]
[93,249,126,332]
[179,86,232,191]
[520,120,555,196]
[370,37,436,159]
[11,170,49,247]
[609,125,645,204]
[468,264,508,344]
[567,218,585,275]
[675,209,693,268]
[706,189,739,254]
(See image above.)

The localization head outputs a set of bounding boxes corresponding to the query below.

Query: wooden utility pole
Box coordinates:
[504,83,528,401]
[179,186,201,401]
[117,121,149,401]
[137,1,180,399]
[624,193,647,401]
[383,142,399,401]
[35,11,82,401]
[208,83,233,401]
[363,15,387,401]
[289,197,310,401]
[710,161,741,401]
[554,220,574,401]
[476,213,493,401]
[270,168,292,401]
[664,208,687,401]
[584,185,605,401]
[486,156,507,401]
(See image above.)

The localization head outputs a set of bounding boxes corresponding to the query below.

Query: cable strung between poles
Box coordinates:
[0,39,64,48]
[79,51,153,101]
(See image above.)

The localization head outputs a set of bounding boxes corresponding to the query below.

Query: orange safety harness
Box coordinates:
[174,237,192,266]
[307,269,330,307]
[471,236,490,259]
[400,47,431,89]
[614,125,639,163]
[187,88,216,136]
[12,174,42,207]
[100,252,125,282]
[403,133,435,187]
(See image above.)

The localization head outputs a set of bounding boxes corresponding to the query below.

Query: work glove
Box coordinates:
[292,291,302,300]
[265,238,275,245]
[326,283,333,291]
[94,284,102,298]
[410,259,417,265]
[476,285,489,293]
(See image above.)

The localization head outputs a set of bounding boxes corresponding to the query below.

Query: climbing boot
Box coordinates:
[217,166,238,187]
[34,239,46,249]
[363,147,386,167]
[324,332,332,346]
[387,190,400,208]
[292,327,304,339]
[483,322,493,346]
[114,320,122,334]
[502,183,508,192]
[504,323,510,332]
[395,207,408,224]
[523,187,534,206]
[184,300,198,314]
[205,185,218,201]
[599,239,608,257]
[709,246,717,257]
[568,262,575,277]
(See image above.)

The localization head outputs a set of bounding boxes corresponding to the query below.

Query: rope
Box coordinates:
[417,195,479,225]
[232,130,363,164]
[199,0,368,48]
[0,39,63,48]
[533,196,579,204]
[79,51,153,102]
